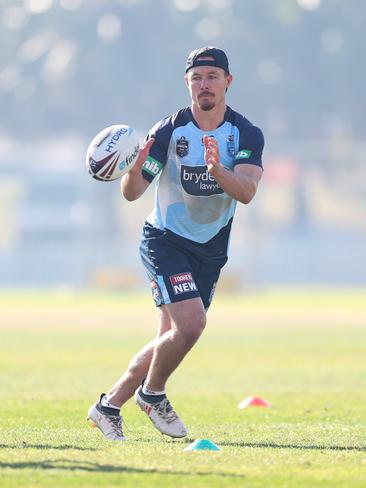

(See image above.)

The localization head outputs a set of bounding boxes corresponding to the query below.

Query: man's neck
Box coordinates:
[191,103,227,131]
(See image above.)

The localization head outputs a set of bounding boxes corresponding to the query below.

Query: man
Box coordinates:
[87,46,264,441]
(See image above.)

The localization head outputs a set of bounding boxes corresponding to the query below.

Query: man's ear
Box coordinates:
[226,74,233,90]
[184,74,189,88]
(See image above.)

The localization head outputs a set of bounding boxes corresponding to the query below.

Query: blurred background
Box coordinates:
[0,0,365,291]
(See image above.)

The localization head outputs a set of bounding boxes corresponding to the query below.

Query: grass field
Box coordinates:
[0,289,366,487]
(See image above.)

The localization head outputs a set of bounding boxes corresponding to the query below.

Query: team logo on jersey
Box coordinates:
[227,134,235,157]
[169,272,197,295]
[181,165,224,196]
[176,136,189,157]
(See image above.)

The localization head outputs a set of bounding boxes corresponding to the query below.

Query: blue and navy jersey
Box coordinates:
[141,106,264,245]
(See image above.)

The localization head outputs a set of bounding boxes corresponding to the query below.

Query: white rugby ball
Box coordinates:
[86,125,140,181]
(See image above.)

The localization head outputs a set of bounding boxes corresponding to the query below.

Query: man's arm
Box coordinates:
[212,163,262,204]
[121,138,154,201]
[203,135,262,204]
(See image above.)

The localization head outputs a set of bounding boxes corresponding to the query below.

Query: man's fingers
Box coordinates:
[203,135,210,148]
[205,146,219,163]
[131,137,155,170]
[203,136,218,156]
[203,136,217,149]
[141,137,155,154]
[203,135,221,167]
[139,137,154,159]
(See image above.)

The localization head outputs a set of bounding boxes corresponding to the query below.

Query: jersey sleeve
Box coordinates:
[141,118,172,182]
[234,125,264,169]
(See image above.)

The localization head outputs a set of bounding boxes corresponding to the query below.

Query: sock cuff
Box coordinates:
[139,387,166,404]
[101,394,120,411]
[142,384,166,396]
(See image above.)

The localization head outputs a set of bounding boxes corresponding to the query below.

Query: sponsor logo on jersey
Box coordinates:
[176,136,189,157]
[143,156,163,177]
[235,149,252,160]
[181,165,224,196]
[169,272,197,295]
[227,134,235,157]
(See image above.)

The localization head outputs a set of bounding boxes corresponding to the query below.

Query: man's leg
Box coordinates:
[87,307,172,440]
[105,306,172,408]
[134,297,206,438]
[144,297,206,392]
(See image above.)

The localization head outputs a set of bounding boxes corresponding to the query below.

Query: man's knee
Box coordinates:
[165,298,207,346]
[178,308,206,347]
[127,359,144,378]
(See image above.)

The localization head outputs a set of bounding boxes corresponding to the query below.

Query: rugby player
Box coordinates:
[88,47,264,440]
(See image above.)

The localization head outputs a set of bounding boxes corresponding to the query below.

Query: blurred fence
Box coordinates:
[0,136,365,289]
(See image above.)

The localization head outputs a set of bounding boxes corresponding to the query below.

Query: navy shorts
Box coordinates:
[139,222,228,309]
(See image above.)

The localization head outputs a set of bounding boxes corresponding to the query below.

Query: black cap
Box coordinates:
[185,46,230,74]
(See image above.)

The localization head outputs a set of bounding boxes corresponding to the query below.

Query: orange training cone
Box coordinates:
[238,396,271,409]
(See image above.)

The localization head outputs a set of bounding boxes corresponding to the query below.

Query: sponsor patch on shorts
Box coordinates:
[208,281,217,305]
[169,272,197,295]
[150,279,162,303]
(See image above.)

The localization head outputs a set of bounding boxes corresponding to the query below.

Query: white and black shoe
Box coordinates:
[87,394,126,441]
[134,386,187,438]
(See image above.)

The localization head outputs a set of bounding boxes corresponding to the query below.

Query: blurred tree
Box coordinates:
[0,0,364,140]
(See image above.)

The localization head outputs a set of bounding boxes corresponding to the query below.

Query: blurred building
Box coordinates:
[0,0,365,289]
[1,136,365,289]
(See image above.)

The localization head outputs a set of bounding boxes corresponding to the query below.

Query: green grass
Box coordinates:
[0,290,366,487]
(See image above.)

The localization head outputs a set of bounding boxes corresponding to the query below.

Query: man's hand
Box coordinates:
[129,137,155,175]
[203,135,262,204]
[203,135,222,176]
[121,137,155,201]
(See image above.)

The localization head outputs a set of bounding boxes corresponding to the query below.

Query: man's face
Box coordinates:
[185,62,232,112]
